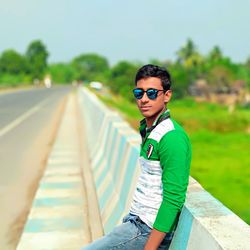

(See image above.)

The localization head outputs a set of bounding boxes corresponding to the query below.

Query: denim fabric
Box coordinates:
[81,214,174,250]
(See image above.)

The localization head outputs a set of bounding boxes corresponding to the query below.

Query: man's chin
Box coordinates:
[140,110,152,118]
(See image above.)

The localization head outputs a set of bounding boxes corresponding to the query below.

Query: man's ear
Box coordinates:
[164,90,172,104]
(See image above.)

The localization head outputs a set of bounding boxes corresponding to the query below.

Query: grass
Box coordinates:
[190,131,250,222]
[95,90,250,225]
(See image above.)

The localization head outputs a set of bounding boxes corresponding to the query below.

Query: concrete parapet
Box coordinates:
[172,177,250,249]
[78,87,250,250]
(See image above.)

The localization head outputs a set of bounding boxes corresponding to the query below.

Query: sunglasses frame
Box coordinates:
[133,88,165,100]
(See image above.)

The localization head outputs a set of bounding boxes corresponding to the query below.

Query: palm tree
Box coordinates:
[208,46,223,62]
[177,38,197,64]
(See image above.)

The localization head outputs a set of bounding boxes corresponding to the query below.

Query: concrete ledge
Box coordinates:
[172,177,250,249]
[78,87,250,250]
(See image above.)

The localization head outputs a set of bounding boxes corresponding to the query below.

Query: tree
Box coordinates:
[72,53,109,81]
[48,63,77,83]
[26,40,49,79]
[208,46,223,62]
[0,49,28,74]
[207,65,234,92]
[246,57,250,69]
[245,58,250,88]
[176,38,197,64]
[168,63,190,98]
[176,39,204,86]
[109,61,139,101]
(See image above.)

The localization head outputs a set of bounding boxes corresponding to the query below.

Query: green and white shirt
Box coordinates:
[130,110,192,232]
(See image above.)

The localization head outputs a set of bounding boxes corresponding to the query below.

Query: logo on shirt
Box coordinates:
[147,144,154,158]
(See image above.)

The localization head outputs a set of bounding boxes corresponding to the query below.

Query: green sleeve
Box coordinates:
[153,130,191,232]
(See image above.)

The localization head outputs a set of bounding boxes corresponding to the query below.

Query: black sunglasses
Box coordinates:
[133,88,165,100]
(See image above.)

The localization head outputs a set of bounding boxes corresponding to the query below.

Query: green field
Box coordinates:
[96,91,250,225]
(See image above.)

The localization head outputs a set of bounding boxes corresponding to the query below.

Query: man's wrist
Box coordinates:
[144,228,167,250]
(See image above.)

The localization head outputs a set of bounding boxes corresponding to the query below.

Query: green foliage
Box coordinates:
[72,53,109,81]
[108,61,141,101]
[190,131,250,223]
[0,49,28,74]
[239,63,250,88]
[26,40,49,79]
[168,63,190,98]
[207,64,234,91]
[0,38,250,93]
[0,73,31,86]
[0,39,49,85]
[207,46,223,63]
[176,38,198,64]
[48,63,77,83]
[168,98,250,133]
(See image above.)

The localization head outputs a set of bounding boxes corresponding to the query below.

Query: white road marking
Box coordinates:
[0,97,51,137]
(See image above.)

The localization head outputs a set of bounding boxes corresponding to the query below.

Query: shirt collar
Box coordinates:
[139,109,170,140]
[152,109,170,127]
[139,109,170,131]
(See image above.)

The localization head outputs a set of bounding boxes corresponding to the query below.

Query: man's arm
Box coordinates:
[147,130,191,247]
[144,229,167,250]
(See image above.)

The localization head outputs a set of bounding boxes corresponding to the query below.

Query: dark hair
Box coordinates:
[135,64,171,91]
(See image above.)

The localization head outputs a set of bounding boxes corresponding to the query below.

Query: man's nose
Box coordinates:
[140,92,149,102]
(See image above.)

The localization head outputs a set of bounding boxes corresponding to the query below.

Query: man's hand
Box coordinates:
[144,228,167,250]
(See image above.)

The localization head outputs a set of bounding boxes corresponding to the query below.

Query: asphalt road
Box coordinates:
[0,86,72,250]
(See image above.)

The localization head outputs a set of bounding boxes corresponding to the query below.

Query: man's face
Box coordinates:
[135,77,172,124]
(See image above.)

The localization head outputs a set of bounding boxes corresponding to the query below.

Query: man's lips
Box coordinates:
[140,106,151,111]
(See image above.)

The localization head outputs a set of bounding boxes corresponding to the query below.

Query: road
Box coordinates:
[0,86,72,250]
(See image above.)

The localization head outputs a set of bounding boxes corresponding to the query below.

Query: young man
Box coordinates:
[82,64,191,250]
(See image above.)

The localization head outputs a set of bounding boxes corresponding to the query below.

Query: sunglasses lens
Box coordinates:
[133,89,143,99]
[147,89,158,99]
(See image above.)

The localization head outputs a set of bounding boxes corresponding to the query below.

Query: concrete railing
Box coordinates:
[78,87,250,250]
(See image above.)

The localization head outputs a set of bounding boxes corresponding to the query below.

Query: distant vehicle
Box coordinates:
[44,75,52,88]
[90,81,103,90]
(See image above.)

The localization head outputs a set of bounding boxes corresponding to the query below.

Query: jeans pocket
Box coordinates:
[123,214,151,235]
[135,219,151,235]
[122,213,135,223]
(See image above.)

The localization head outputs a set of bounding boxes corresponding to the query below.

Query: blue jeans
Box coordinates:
[81,214,174,250]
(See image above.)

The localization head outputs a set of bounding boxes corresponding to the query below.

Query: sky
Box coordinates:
[0,0,250,65]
